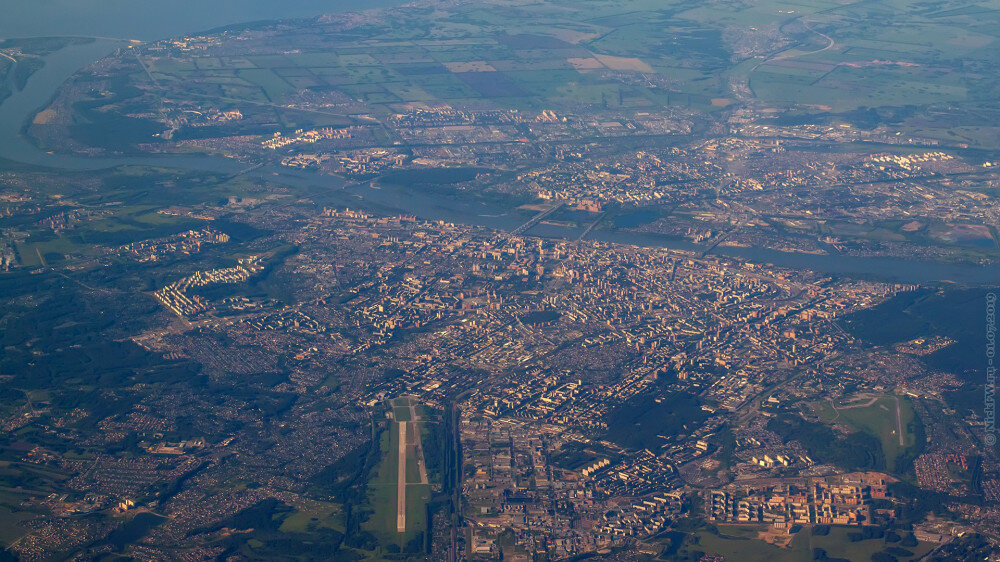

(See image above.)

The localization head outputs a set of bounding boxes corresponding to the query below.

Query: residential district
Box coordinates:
[1,0,1000,559]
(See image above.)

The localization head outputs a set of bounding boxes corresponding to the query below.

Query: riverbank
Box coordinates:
[1,41,999,286]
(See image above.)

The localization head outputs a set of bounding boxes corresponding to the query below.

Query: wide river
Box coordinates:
[0,8,998,285]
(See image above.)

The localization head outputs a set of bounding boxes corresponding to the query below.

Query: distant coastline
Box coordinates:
[0,0,408,42]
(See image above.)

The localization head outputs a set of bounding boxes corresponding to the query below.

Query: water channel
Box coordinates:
[1,32,998,285]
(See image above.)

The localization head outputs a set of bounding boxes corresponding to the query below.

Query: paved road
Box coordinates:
[395,399,430,535]
[411,403,429,485]
[894,396,905,446]
[396,420,407,533]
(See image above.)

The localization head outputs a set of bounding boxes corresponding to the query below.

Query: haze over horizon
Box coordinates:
[0,0,404,40]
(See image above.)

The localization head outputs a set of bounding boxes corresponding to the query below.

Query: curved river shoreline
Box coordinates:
[0,0,404,41]
[0,40,246,174]
[1,42,999,285]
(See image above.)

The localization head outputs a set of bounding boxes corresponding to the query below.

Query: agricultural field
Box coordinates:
[38,0,994,160]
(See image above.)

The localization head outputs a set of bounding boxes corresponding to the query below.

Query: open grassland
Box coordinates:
[0,504,39,546]
[278,501,345,535]
[677,525,935,562]
[363,413,402,546]
[835,395,917,472]
[363,397,429,549]
[812,394,918,472]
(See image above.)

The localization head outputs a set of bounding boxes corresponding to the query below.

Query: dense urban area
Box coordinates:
[1,0,999,560]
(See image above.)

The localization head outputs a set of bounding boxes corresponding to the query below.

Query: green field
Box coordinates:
[814,394,918,472]
[237,69,294,102]
[364,415,401,545]
[45,0,1000,153]
[70,205,206,247]
[393,405,412,422]
[677,525,935,562]
[14,236,96,268]
[736,0,996,115]
[278,501,345,534]
[0,461,70,546]
[0,505,38,545]
[363,397,429,550]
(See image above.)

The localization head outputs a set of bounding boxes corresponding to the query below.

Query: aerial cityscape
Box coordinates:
[0,0,998,560]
